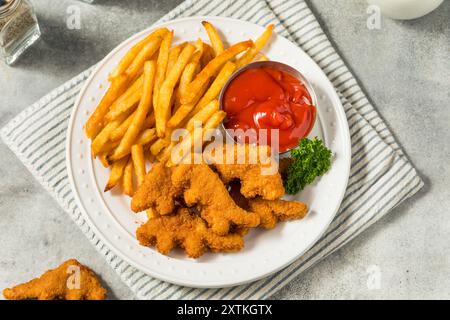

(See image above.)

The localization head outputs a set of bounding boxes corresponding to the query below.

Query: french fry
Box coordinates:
[123,157,134,197]
[153,31,173,110]
[86,23,277,198]
[165,44,182,78]
[203,110,227,131]
[188,61,236,117]
[194,62,201,75]
[135,128,157,145]
[106,75,144,121]
[131,144,146,187]
[110,110,136,142]
[201,44,214,68]
[166,42,210,128]
[107,128,157,163]
[109,28,169,80]
[171,39,202,105]
[157,116,196,161]
[121,74,144,95]
[236,24,273,68]
[110,112,154,142]
[181,40,253,105]
[91,111,130,156]
[162,100,220,162]
[167,103,194,129]
[202,21,224,56]
[111,60,156,161]
[168,133,196,167]
[147,151,156,164]
[167,78,211,129]
[185,100,220,132]
[157,141,176,162]
[143,112,156,128]
[104,156,128,192]
[150,137,170,156]
[169,110,226,166]
[98,153,110,168]
[256,53,269,61]
[173,86,183,112]
[91,122,118,156]
[169,87,178,113]
[85,75,128,139]
[178,62,198,100]
[169,49,230,128]
[111,75,143,107]
[155,43,196,137]
[97,140,119,156]
[154,44,182,135]
[106,89,141,121]
[191,38,204,63]
[125,35,163,82]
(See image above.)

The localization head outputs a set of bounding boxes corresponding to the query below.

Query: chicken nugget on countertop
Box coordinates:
[3,259,107,300]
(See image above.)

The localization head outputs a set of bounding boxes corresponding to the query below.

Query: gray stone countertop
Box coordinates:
[0,0,449,299]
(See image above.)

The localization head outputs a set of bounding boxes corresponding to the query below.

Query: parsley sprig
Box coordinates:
[284,137,332,194]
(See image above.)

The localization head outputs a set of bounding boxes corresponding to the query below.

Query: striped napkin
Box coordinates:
[1,0,423,299]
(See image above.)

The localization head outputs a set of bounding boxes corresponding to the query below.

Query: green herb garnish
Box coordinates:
[284,137,332,194]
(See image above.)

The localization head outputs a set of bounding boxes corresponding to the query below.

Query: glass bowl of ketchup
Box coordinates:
[219,61,317,154]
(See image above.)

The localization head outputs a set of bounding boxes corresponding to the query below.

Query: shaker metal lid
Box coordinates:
[0,0,14,9]
[0,0,17,15]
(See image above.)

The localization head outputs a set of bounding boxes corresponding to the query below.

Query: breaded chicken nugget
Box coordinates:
[208,144,285,200]
[131,162,181,214]
[137,208,244,258]
[3,259,106,300]
[171,164,260,235]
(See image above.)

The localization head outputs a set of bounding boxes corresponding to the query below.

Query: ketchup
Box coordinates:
[223,66,316,153]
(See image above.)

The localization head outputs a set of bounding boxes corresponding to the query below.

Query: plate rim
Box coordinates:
[66,15,351,288]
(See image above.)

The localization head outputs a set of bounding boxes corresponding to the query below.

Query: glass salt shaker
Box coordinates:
[0,0,40,65]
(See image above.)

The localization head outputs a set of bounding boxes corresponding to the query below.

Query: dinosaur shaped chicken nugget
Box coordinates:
[171,164,260,235]
[247,198,308,229]
[3,259,107,300]
[131,162,180,214]
[208,144,285,200]
[229,183,308,229]
[137,208,244,258]
[132,163,260,235]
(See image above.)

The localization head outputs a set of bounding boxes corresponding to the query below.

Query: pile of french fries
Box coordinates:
[84,21,274,197]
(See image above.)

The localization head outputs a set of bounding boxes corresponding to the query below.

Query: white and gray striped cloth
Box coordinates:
[1,0,423,299]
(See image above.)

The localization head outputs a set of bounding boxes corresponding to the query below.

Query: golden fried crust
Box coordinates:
[136,208,244,258]
[131,162,181,214]
[3,259,107,300]
[229,183,308,229]
[247,198,308,229]
[209,144,285,200]
[171,164,260,235]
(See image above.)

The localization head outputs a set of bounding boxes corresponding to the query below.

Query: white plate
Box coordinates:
[66,16,351,288]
